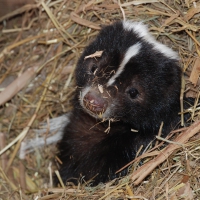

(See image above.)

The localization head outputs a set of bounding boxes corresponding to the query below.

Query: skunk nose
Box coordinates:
[83,91,108,115]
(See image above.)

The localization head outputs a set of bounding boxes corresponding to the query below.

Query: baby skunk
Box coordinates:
[57,20,182,185]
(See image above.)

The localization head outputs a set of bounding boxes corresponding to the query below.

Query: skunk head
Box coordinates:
[75,21,181,129]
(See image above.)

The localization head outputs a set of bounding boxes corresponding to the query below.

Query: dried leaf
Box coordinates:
[70,12,101,30]
[181,175,190,183]
[98,84,103,93]
[0,66,38,106]
[189,57,200,86]
[13,167,37,191]
[126,184,134,196]
[184,3,200,21]
[162,13,179,27]
[131,120,200,185]
[169,193,178,200]
[177,182,193,200]
[84,51,103,60]
[82,0,96,13]
[121,0,158,6]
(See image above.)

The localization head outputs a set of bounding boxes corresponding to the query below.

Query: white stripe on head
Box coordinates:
[107,42,141,86]
[123,20,179,60]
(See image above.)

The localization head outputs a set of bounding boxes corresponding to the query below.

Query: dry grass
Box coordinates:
[0,0,200,199]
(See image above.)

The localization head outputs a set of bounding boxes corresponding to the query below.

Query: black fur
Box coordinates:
[56,21,183,185]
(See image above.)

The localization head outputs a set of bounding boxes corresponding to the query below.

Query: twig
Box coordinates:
[0,66,38,106]
[131,120,200,185]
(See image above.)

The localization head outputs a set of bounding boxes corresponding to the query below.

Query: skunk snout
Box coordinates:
[83,91,108,115]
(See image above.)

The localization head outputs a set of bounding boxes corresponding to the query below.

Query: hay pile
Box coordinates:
[0,0,200,199]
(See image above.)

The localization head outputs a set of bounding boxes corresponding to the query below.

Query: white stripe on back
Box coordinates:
[123,20,179,60]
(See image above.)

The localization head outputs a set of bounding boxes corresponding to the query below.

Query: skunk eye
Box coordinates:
[91,64,98,74]
[128,88,139,99]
